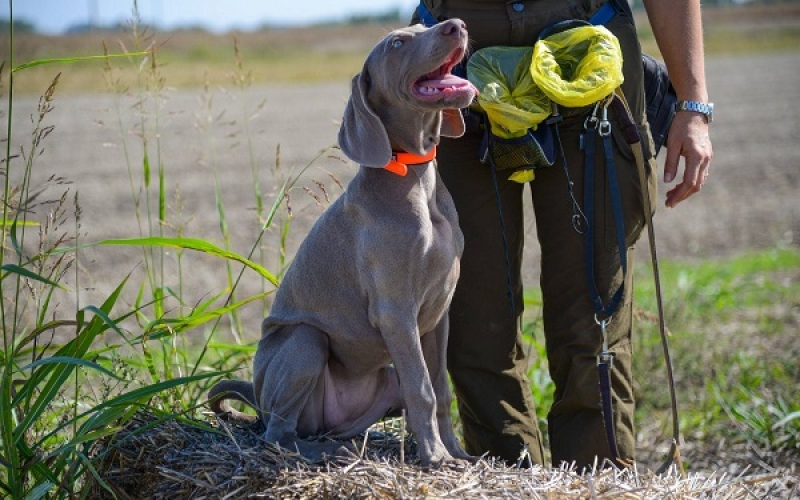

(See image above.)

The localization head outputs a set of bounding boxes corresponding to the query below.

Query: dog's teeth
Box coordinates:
[420,86,442,95]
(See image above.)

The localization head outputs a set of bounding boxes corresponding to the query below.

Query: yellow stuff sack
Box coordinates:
[530,25,623,108]
[467,47,551,139]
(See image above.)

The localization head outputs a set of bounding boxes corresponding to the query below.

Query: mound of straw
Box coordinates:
[88,411,798,499]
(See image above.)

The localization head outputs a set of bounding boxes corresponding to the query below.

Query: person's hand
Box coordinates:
[662,111,713,208]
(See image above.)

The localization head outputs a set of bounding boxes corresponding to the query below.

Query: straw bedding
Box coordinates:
[88,411,798,499]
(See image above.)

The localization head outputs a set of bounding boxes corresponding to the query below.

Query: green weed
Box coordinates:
[632,247,799,459]
[518,247,798,460]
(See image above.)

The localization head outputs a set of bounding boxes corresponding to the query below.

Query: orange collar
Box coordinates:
[383,146,437,176]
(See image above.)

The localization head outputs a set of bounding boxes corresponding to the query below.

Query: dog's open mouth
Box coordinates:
[411,47,477,102]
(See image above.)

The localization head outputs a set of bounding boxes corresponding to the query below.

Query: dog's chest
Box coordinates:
[405,178,463,331]
[266,167,462,348]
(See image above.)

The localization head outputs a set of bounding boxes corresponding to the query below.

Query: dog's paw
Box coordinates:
[441,436,480,464]
[417,445,459,469]
[421,454,475,470]
[451,451,481,464]
[281,438,355,463]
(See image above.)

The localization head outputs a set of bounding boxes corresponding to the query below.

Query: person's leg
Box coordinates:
[526,4,655,469]
[530,107,641,469]
[437,129,545,465]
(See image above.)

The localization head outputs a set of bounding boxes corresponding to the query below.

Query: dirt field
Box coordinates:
[7,48,800,329]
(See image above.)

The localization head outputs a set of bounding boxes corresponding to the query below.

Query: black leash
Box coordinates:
[486,150,518,318]
[581,99,628,320]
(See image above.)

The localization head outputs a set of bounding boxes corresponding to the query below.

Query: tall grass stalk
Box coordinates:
[232,36,272,317]
[196,73,245,342]
[0,3,316,495]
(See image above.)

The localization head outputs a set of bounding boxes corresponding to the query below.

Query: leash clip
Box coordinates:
[584,101,601,131]
[595,313,614,367]
[598,101,612,137]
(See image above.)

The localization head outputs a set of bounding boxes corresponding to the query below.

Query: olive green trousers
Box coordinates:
[436,7,658,469]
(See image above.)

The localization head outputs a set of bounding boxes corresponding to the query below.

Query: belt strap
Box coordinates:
[598,352,619,459]
[589,1,618,25]
[417,1,438,27]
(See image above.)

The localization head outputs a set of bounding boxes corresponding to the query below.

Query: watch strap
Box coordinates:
[675,100,714,122]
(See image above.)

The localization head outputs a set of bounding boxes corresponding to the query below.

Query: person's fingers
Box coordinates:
[665,138,713,207]
[663,136,681,184]
[662,113,713,207]
[665,165,699,207]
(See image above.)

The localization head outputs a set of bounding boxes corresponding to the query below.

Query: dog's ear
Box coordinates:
[338,70,392,167]
[440,108,466,138]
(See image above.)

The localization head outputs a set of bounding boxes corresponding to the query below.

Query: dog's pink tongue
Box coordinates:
[415,74,478,97]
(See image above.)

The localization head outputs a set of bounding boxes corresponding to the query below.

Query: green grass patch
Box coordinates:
[520,247,800,457]
[633,247,799,455]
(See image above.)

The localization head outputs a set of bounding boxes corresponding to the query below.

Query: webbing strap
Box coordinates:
[589,0,617,25]
[417,1,438,27]
[583,100,627,466]
[598,358,620,459]
[582,106,627,320]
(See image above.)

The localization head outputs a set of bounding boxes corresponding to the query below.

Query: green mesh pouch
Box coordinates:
[481,128,553,171]
[478,117,557,181]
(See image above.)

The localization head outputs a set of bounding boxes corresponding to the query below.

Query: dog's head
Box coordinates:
[338,20,478,168]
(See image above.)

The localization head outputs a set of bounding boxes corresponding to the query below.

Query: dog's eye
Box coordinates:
[391,39,404,49]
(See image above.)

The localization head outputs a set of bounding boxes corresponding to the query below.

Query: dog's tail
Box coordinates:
[208,379,259,424]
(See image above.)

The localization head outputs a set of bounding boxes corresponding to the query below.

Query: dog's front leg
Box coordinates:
[377,311,451,467]
[422,315,476,462]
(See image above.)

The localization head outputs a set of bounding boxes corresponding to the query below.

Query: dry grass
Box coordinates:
[87,411,798,499]
[7,22,400,96]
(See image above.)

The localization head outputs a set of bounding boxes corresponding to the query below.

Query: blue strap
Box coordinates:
[598,357,621,459]
[584,102,628,464]
[588,1,618,26]
[578,0,631,320]
[604,131,629,299]
[582,119,599,309]
[583,113,627,319]
[417,1,438,27]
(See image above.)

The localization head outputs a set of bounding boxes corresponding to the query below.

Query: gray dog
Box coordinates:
[209,19,478,467]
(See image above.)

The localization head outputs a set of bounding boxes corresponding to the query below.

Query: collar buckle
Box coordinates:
[383,146,437,176]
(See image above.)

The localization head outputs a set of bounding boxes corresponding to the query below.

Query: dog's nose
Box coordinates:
[439,18,466,37]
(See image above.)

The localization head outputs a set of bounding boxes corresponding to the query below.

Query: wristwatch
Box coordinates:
[675,100,714,123]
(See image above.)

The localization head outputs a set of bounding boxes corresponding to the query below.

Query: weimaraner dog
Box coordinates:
[209,19,478,467]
